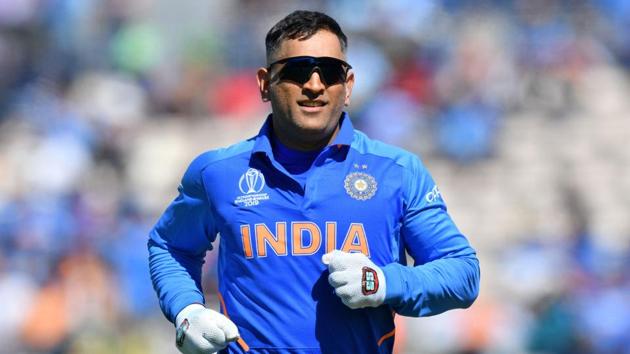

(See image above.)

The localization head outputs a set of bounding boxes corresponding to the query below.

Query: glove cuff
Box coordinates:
[375,265,387,305]
[175,303,205,327]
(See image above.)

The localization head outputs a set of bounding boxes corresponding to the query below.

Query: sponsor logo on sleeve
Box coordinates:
[425,185,441,203]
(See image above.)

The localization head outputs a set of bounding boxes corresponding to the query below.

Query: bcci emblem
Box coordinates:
[344,172,377,201]
[239,168,266,194]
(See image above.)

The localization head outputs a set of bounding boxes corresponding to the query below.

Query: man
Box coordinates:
[149,10,479,354]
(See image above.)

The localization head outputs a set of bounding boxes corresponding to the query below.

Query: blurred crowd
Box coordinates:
[1,0,629,353]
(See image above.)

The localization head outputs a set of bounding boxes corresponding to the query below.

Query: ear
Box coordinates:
[256,67,271,102]
[343,70,355,106]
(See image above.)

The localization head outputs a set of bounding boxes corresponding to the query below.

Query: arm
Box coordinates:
[148,155,218,323]
[382,157,480,317]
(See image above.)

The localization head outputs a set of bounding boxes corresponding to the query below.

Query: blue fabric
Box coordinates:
[148,112,479,353]
[270,134,321,185]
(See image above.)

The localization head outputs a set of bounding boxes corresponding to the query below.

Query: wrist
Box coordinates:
[381,263,406,305]
[175,303,205,327]
[372,265,387,305]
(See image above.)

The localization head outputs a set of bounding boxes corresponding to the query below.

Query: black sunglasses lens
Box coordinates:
[277,57,347,85]
[317,59,347,85]
[278,58,314,84]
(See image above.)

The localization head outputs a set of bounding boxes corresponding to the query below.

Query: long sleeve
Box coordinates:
[147,154,218,324]
[382,156,480,317]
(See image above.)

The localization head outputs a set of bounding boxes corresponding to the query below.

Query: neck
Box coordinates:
[272,123,340,152]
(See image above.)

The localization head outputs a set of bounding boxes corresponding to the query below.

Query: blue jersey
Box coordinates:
[148,113,479,354]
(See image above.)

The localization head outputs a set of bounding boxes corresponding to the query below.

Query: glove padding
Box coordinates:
[322,250,386,309]
[175,303,240,354]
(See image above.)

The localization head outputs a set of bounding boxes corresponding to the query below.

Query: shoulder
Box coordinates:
[184,137,255,181]
[350,130,425,171]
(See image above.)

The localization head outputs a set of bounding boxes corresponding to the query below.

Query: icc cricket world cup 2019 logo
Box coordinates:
[239,168,266,194]
[235,168,269,207]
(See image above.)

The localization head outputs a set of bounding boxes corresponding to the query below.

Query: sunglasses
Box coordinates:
[267,56,352,86]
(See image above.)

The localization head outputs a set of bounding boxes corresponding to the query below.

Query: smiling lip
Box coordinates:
[298,100,327,113]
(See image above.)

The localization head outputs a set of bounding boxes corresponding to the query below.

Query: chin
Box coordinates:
[296,120,333,135]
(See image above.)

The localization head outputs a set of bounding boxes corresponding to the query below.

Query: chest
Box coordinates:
[206,155,404,262]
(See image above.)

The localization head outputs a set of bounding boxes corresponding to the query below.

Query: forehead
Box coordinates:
[273,30,345,61]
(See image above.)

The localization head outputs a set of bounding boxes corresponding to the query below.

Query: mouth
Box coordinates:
[297,100,327,111]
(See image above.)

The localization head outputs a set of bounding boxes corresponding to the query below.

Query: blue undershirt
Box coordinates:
[271,135,322,185]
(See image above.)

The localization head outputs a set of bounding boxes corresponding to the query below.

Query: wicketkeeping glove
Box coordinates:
[322,250,386,309]
[175,303,240,354]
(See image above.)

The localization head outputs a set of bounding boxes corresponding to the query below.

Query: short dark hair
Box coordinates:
[265,10,348,62]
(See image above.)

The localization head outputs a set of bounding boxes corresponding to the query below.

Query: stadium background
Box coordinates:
[1,0,629,353]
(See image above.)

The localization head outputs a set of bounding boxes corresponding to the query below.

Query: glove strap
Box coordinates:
[175,318,189,348]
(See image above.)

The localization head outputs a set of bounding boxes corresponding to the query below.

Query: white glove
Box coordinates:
[175,303,240,354]
[322,250,386,309]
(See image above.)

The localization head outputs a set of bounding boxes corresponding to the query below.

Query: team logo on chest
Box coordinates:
[344,172,377,201]
[235,168,269,206]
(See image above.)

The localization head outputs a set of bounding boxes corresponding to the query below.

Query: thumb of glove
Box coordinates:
[213,312,240,342]
[322,250,344,266]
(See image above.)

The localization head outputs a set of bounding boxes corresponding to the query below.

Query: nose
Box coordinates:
[302,70,325,96]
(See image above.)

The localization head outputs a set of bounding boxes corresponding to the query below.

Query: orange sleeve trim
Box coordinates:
[377,328,396,346]
[218,292,250,352]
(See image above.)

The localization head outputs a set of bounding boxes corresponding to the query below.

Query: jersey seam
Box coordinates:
[197,148,255,238]
[199,147,255,174]
[348,146,412,170]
